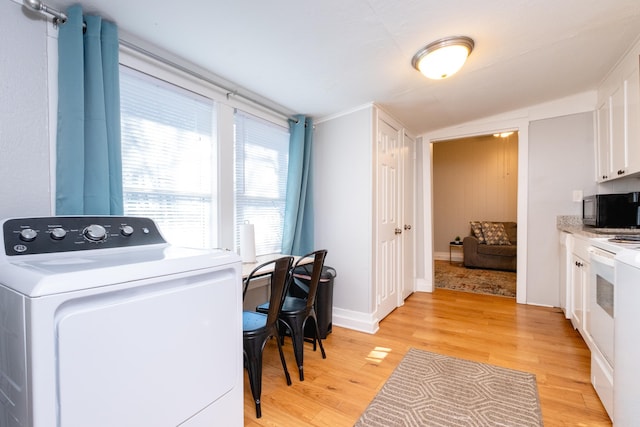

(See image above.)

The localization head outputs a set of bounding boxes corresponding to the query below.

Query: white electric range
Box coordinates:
[583,234,640,423]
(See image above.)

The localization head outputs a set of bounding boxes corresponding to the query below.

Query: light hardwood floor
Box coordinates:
[244,289,612,426]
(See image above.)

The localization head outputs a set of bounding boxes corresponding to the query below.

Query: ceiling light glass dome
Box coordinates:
[412,36,474,80]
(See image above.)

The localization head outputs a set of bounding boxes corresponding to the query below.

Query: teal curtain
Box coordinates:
[281,115,314,255]
[56,5,123,215]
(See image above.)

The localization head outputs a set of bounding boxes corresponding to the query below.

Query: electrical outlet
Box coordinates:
[572,190,583,202]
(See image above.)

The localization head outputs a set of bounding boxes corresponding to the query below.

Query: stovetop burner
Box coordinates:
[609,235,640,244]
[590,236,640,254]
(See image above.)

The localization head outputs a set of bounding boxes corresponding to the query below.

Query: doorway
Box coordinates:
[432,133,518,296]
[418,118,529,304]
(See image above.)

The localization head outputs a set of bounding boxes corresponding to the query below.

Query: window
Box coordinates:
[120,65,217,248]
[119,54,290,254]
[234,111,289,256]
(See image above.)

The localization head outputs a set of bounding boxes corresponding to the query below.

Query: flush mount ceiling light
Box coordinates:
[494,132,514,138]
[411,36,474,80]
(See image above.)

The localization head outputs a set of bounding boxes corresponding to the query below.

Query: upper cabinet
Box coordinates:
[596,99,610,181]
[626,66,640,174]
[596,41,640,182]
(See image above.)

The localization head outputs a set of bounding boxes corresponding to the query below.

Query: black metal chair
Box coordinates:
[256,249,328,381]
[242,256,293,418]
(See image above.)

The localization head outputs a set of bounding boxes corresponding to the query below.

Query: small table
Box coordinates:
[449,242,463,264]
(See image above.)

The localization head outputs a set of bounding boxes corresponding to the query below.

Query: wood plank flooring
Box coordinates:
[244,289,612,426]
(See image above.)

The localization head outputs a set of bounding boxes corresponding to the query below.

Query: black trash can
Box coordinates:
[289,265,336,339]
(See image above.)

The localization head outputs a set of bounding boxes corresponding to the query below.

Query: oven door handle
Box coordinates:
[589,248,615,267]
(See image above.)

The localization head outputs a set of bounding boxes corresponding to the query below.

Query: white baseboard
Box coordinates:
[416,277,433,292]
[332,307,379,334]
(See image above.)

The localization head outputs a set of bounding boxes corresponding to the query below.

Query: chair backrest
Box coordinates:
[265,256,294,326]
[299,250,328,312]
[243,256,290,299]
[243,256,294,325]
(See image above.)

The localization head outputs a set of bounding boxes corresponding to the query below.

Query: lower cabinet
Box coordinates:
[568,235,590,340]
[558,231,571,318]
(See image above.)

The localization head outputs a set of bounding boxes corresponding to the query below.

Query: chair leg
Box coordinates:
[282,315,306,381]
[273,328,292,386]
[243,346,263,418]
[310,312,326,359]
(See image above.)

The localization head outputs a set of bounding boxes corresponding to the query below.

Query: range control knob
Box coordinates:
[83,224,107,242]
[19,228,37,242]
[50,227,67,240]
[120,225,134,236]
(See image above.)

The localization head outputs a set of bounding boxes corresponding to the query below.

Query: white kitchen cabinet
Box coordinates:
[610,85,625,178]
[625,66,640,174]
[596,44,640,182]
[313,104,415,333]
[559,231,571,319]
[596,100,611,181]
[569,235,590,339]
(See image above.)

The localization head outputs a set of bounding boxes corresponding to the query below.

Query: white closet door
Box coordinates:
[401,132,416,301]
[375,113,402,320]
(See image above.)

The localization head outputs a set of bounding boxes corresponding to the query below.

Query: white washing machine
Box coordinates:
[0,216,243,427]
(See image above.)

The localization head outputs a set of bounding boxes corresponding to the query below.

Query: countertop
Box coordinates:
[557,215,640,238]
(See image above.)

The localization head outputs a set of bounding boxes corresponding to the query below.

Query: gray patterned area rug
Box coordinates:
[434,260,516,298]
[355,348,543,427]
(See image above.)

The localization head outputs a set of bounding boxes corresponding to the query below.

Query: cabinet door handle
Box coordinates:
[395,228,402,235]
[618,169,625,175]
[404,224,412,230]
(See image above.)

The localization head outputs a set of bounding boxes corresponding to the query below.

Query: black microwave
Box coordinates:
[583,193,640,228]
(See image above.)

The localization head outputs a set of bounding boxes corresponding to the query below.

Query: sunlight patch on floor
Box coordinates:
[366,346,392,364]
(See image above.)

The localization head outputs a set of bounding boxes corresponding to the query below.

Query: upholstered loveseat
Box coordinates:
[463,221,517,272]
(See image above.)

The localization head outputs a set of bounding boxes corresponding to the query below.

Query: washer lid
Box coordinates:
[0,245,240,297]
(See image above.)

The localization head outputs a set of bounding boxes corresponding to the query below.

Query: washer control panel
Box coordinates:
[2,216,166,256]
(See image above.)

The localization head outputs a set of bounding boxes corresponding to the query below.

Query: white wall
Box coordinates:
[527,112,597,306]
[0,1,52,219]
[314,107,375,328]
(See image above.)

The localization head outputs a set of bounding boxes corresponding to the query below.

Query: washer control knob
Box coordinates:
[50,227,67,240]
[19,228,37,242]
[121,225,134,236]
[83,224,107,242]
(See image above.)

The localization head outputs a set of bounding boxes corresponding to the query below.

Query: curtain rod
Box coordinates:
[23,0,68,25]
[22,0,299,124]
[119,39,299,124]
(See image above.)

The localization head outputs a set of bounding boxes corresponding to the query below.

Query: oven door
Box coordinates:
[589,247,615,366]
[589,246,616,418]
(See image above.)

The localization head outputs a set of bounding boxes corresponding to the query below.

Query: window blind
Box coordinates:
[120,66,217,248]
[234,111,289,255]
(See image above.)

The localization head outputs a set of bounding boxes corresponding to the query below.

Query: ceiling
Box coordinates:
[29,0,640,134]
